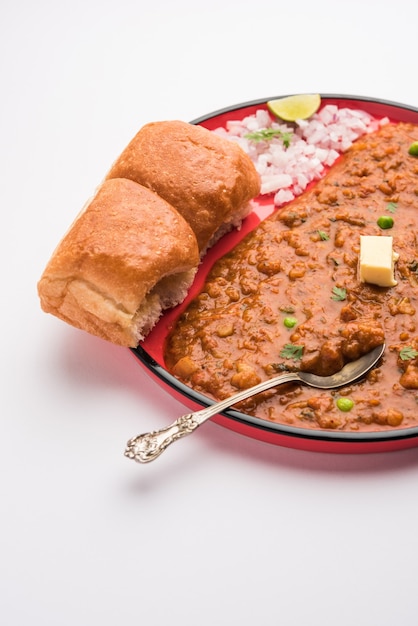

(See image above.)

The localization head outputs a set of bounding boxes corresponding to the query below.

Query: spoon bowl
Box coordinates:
[125,343,385,463]
[296,344,385,389]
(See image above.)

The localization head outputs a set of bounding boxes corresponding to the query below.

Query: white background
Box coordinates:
[2,1,418,624]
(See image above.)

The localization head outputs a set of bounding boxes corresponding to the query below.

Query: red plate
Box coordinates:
[131,94,418,454]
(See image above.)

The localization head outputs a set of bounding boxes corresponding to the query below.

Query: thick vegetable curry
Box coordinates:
[164,122,418,432]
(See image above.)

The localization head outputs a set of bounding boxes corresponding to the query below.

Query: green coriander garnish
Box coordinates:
[317,230,330,241]
[399,346,418,361]
[331,286,347,301]
[245,128,293,147]
[280,343,304,360]
[386,202,397,213]
[280,132,293,148]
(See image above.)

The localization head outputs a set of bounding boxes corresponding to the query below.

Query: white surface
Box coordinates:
[2,1,418,624]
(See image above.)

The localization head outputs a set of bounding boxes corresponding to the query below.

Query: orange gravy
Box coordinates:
[165,122,418,432]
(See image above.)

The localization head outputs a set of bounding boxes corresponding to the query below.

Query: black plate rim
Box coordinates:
[190,93,418,125]
[131,345,418,444]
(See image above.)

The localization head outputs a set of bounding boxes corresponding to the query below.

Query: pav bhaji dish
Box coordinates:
[38,96,418,437]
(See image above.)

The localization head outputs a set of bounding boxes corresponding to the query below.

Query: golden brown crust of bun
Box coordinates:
[105,120,261,251]
[37,178,199,347]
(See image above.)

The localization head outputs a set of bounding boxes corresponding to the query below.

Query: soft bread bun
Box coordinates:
[37,178,200,347]
[105,120,261,253]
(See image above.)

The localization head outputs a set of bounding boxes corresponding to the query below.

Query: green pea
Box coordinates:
[377,215,394,229]
[408,141,418,156]
[336,397,354,412]
[283,316,298,328]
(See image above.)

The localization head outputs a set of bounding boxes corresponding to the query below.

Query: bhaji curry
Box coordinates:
[164,122,418,432]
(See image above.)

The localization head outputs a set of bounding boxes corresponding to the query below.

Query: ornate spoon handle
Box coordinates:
[124,344,385,463]
[124,410,207,463]
[124,371,300,463]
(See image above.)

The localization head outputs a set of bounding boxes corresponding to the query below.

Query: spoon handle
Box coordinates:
[124,371,300,463]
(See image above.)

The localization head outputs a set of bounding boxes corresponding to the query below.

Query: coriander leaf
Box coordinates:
[387,202,397,213]
[281,132,293,148]
[399,346,418,361]
[245,128,293,146]
[331,286,347,301]
[317,230,330,241]
[280,343,304,360]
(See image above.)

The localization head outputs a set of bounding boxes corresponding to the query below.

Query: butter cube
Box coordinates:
[359,236,399,287]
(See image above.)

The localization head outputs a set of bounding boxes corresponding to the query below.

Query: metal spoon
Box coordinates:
[124,343,385,463]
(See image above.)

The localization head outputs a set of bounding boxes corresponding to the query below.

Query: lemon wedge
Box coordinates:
[267,94,321,122]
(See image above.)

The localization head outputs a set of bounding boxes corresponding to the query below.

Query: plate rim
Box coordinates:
[189,92,418,124]
[131,344,418,444]
[132,93,418,446]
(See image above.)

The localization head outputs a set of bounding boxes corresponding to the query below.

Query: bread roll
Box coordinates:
[37,178,200,347]
[106,120,261,252]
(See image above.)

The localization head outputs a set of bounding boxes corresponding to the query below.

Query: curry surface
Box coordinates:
[165,122,418,432]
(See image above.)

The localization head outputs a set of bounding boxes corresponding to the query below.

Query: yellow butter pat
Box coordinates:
[359,236,399,287]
